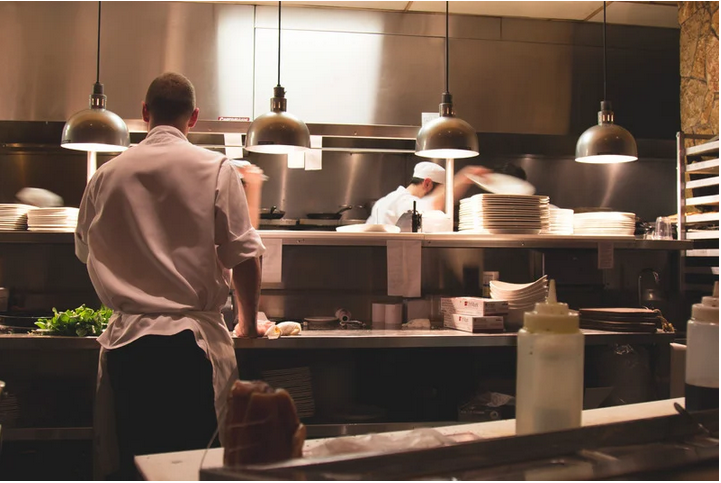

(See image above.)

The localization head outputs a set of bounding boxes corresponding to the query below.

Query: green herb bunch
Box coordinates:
[35,305,113,337]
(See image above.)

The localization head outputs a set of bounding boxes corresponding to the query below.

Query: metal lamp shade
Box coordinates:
[575,122,638,164]
[61,107,130,153]
[244,110,311,154]
[416,114,479,159]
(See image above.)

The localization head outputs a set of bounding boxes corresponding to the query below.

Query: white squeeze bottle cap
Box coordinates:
[523,280,579,333]
[691,281,719,324]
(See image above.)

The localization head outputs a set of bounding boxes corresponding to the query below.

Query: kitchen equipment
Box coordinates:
[685,282,719,411]
[578,307,661,332]
[458,194,550,235]
[0,314,49,333]
[304,316,339,330]
[516,280,583,435]
[306,205,352,220]
[260,206,286,220]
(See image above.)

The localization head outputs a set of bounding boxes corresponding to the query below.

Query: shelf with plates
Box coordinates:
[0,230,693,250]
[676,132,720,295]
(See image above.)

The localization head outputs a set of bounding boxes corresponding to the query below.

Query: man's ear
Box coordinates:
[141,102,150,122]
[188,108,200,129]
[423,178,434,193]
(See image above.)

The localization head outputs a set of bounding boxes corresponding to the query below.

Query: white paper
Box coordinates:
[304,149,323,171]
[310,135,323,149]
[387,240,421,297]
[261,238,283,284]
[597,242,614,270]
[287,151,305,169]
[223,133,245,159]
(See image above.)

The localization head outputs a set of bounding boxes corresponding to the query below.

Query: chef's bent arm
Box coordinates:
[232,257,261,338]
[74,177,98,264]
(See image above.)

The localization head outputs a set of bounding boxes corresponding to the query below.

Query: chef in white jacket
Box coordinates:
[368,161,488,226]
[75,72,265,479]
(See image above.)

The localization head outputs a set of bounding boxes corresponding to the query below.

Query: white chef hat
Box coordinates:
[412,162,446,184]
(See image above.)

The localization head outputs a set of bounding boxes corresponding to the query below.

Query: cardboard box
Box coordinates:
[444,314,505,333]
[440,297,508,316]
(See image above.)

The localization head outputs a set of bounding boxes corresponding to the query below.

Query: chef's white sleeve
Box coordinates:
[74,179,96,264]
[214,161,266,269]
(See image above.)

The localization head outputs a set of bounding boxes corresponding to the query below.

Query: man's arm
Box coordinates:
[428,165,490,210]
[232,257,262,338]
[235,164,265,229]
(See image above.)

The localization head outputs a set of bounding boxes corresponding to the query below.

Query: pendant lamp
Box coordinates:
[415,1,478,159]
[245,1,310,154]
[575,2,637,164]
[61,2,129,153]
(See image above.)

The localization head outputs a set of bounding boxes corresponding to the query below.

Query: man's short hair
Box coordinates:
[145,72,196,124]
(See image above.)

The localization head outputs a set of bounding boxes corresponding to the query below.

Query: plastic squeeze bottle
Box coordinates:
[516,280,584,435]
[685,281,719,411]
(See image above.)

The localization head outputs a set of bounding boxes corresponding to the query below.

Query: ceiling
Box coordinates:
[219,1,680,29]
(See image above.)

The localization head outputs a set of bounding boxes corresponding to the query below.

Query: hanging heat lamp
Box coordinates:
[245,1,310,155]
[415,1,478,159]
[575,1,637,164]
[61,1,129,153]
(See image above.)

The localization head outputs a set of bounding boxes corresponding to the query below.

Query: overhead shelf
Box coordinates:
[0,230,694,250]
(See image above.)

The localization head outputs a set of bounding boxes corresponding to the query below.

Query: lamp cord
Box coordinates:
[277,1,282,88]
[602,1,607,102]
[444,1,449,95]
[96,1,102,84]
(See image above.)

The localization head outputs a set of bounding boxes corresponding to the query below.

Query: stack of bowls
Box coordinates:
[490,276,548,330]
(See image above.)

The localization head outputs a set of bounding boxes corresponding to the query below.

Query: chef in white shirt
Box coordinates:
[368,161,489,226]
[75,72,265,479]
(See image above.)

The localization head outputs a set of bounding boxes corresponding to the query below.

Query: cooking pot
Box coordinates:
[306,205,352,220]
[260,206,285,220]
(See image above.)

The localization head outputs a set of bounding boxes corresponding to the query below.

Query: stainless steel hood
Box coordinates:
[0,2,679,139]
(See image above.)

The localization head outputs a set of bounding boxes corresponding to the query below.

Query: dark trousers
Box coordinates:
[105,330,218,479]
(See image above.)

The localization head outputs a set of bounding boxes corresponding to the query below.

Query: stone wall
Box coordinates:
[679,1,719,138]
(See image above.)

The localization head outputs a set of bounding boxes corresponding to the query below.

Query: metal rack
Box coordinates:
[677,132,720,294]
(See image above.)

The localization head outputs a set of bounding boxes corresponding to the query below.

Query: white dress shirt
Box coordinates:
[75,125,265,439]
[367,186,435,226]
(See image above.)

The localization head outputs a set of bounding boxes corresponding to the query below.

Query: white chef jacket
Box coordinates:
[367,186,435,226]
[75,125,265,472]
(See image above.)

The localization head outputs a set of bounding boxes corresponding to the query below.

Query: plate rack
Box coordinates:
[677,132,720,295]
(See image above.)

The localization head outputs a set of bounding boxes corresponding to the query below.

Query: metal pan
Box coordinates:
[260,206,285,220]
[306,205,352,220]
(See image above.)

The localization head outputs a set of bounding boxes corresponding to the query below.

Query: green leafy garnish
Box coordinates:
[35,305,113,337]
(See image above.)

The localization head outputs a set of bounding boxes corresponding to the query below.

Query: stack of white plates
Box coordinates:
[543,207,574,235]
[490,276,548,329]
[0,204,34,231]
[27,207,79,232]
[459,194,550,235]
[573,211,636,236]
[260,366,315,419]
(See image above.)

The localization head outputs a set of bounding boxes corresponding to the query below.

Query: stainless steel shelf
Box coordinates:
[0,230,693,250]
[0,330,675,351]
[232,329,675,350]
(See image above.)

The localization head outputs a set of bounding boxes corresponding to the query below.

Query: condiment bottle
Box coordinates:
[516,280,584,435]
[685,281,719,411]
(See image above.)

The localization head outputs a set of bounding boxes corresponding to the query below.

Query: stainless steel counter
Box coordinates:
[0,230,693,250]
[0,329,675,351]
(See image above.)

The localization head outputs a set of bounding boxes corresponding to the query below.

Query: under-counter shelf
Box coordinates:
[0,230,693,250]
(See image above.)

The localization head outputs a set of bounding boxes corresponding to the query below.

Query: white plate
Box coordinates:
[336,224,401,233]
